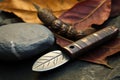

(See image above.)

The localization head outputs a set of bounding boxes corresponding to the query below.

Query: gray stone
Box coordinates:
[0,23,55,61]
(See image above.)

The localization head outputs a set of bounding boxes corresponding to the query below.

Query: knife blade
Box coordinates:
[32,50,70,72]
[32,26,119,72]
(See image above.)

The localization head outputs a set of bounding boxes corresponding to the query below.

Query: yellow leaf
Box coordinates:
[0,0,81,23]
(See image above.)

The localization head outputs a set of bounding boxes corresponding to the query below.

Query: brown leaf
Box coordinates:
[0,0,79,23]
[0,0,39,23]
[59,0,111,32]
[110,0,120,17]
[57,0,111,48]
[79,38,120,66]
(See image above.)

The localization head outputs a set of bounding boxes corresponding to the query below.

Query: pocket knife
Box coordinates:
[32,26,119,72]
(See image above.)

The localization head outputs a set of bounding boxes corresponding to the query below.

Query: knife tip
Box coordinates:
[32,64,45,72]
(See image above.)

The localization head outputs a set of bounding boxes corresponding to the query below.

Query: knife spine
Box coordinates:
[64,26,119,58]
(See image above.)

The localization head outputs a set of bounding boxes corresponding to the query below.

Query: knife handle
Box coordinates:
[64,26,119,58]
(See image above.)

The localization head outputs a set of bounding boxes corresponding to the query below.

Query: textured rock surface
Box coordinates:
[0,23,54,60]
[37,54,120,80]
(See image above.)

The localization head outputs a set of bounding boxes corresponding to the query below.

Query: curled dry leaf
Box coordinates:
[0,0,79,23]
[57,0,111,46]
[59,0,111,32]
[0,0,39,23]
[79,38,120,66]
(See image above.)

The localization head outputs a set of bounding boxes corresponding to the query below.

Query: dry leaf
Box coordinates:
[0,0,39,23]
[59,0,111,32]
[79,38,120,66]
[57,0,111,47]
[0,0,80,23]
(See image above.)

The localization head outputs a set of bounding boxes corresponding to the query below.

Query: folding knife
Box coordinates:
[32,26,119,72]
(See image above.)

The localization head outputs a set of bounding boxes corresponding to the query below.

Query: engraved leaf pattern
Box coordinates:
[32,50,69,71]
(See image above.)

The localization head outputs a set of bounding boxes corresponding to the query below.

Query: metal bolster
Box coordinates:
[64,47,73,54]
[64,43,82,54]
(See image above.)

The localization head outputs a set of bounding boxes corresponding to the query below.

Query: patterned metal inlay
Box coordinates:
[76,26,118,49]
